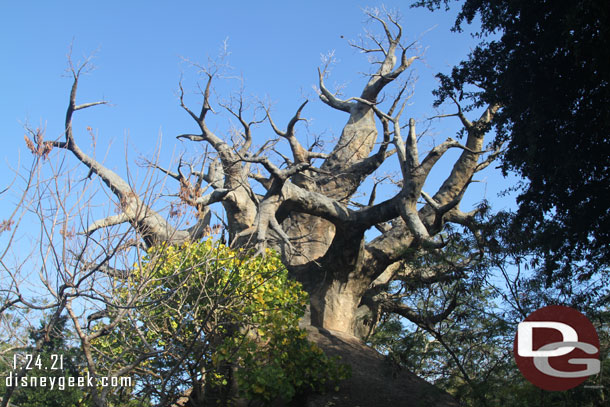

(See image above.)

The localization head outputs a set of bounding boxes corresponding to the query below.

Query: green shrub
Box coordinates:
[96,240,349,405]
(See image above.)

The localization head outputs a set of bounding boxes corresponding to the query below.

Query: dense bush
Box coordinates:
[94,240,349,406]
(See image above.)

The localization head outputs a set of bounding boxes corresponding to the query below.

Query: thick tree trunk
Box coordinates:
[281,103,381,338]
[47,12,502,406]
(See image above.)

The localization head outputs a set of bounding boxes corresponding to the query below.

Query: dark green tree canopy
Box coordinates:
[415,0,610,278]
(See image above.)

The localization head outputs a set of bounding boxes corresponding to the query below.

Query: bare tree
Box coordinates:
[0,144,139,406]
[4,9,503,407]
[57,10,500,337]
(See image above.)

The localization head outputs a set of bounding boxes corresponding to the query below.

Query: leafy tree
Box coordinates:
[414,0,610,280]
[369,216,610,406]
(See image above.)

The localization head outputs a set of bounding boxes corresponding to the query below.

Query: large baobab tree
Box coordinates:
[39,10,499,349]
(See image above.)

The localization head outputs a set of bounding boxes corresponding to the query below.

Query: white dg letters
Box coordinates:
[517,321,600,378]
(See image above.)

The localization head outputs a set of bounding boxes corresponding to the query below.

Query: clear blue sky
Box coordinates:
[0,1,517,227]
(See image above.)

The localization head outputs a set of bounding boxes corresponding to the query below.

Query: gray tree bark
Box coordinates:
[51,11,500,344]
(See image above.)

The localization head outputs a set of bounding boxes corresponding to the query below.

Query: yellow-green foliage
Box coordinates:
[100,239,348,405]
[135,240,308,343]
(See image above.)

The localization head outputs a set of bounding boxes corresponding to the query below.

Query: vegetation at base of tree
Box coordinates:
[93,240,349,406]
[1,4,607,406]
[368,215,610,406]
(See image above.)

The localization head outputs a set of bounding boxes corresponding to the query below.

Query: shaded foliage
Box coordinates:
[0,316,86,407]
[415,0,610,281]
[369,236,610,406]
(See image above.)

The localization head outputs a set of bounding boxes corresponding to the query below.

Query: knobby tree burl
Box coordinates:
[41,12,500,341]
